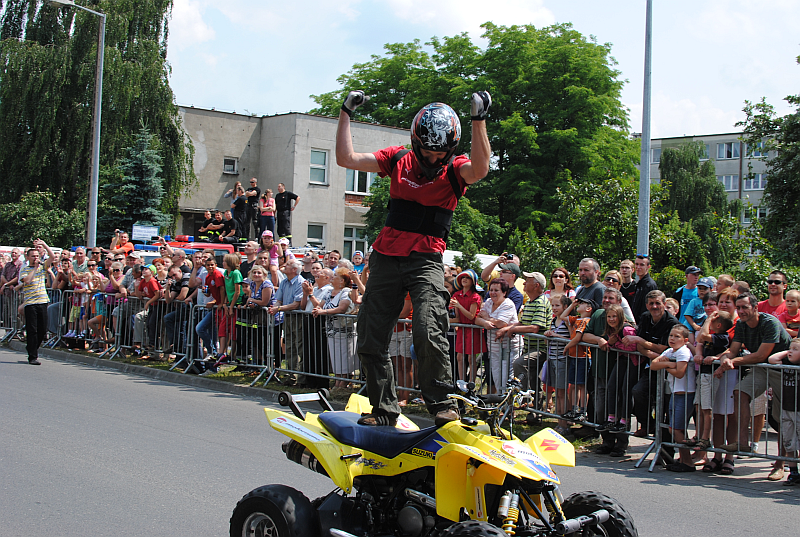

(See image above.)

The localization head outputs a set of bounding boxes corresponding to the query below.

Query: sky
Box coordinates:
[167,0,800,139]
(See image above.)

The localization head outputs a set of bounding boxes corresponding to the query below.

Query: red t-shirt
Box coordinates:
[453,289,481,325]
[117,242,134,255]
[205,269,225,304]
[778,310,800,333]
[371,146,470,257]
[138,278,161,299]
[758,299,786,318]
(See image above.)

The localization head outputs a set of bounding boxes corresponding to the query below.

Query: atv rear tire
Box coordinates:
[230,484,319,537]
[561,491,637,537]
[440,520,507,537]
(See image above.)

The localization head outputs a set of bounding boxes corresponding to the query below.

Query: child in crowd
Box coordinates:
[67,272,90,338]
[596,304,639,439]
[665,298,680,318]
[683,277,713,345]
[352,250,365,274]
[768,338,800,486]
[450,269,485,384]
[779,290,800,338]
[559,297,595,423]
[688,310,733,461]
[543,295,572,435]
[650,324,696,472]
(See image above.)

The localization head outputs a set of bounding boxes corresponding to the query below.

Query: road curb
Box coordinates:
[6,340,435,427]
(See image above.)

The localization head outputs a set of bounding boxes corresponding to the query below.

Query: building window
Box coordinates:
[746,140,768,158]
[742,206,767,224]
[310,150,328,184]
[223,157,239,175]
[346,169,378,194]
[343,226,368,261]
[716,142,740,160]
[651,148,661,163]
[717,174,739,192]
[743,173,767,191]
[307,223,325,247]
[699,144,710,160]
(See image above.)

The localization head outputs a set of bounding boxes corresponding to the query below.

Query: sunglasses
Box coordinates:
[114,258,124,261]
[88,263,97,267]
[605,277,619,283]
[767,279,785,285]
[635,253,650,259]
[113,269,121,273]
[552,274,566,279]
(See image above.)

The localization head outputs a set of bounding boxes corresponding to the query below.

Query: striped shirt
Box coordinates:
[19,265,49,305]
[519,294,553,352]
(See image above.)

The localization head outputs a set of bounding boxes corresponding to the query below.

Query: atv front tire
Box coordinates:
[440,520,507,537]
[230,484,319,537]
[561,491,637,537]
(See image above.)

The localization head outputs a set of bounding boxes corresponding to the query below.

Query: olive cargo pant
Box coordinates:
[357,251,455,417]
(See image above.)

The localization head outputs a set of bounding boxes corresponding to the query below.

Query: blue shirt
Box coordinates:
[274,274,305,308]
[683,297,707,331]
[676,285,698,326]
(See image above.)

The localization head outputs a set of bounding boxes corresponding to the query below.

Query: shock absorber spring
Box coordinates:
[501,493,520,535]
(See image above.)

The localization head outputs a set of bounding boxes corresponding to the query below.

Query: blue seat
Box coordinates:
[318,412,438,459]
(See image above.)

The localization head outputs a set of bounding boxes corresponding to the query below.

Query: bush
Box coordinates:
[653,266,685,295]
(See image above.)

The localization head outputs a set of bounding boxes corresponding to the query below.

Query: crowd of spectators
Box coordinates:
[2,240,799,485]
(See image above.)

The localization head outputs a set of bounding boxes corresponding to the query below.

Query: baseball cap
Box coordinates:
[261,230,273,238]
[685,266,701,275]
[522,271,546,288]
[698,277,714,288]
[128,252,141,259]
[575,296,599,311]
[278,238,290,246]
[498,263,521,278]
[353,250,364,258]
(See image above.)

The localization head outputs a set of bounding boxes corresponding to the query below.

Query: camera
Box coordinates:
[115,229,122,234]
[506,253,514,260]
[151,236,160,241]
[448,308,457,319]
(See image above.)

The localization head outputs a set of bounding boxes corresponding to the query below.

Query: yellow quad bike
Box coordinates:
[230,380,638,537]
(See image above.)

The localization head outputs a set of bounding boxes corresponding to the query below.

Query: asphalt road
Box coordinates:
[1,348,798,536]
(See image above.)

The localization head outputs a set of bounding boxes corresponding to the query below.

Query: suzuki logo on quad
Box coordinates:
[411,448,435,460]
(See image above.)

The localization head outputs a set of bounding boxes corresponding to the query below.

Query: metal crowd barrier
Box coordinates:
[644,358,800,472]
[0,288,20,343]
[260,310,365,390]
[24,286,800,479]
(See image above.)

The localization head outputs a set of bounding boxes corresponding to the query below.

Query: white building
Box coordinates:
[177,106,409,258]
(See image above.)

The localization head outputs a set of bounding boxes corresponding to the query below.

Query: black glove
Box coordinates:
[470,91,492,121]
[342,90,369,117]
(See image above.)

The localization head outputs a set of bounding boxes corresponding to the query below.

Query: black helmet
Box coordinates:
[410,102,462,180]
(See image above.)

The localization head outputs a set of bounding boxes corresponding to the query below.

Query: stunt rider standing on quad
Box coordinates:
[336,90,492,427]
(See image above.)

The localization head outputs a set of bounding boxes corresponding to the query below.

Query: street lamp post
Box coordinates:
[48,0,105,248]
[636,0,653,257]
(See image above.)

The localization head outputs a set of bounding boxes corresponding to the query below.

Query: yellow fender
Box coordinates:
[264,409,355,492]
[524,427,575,467]
[434,440,561,522]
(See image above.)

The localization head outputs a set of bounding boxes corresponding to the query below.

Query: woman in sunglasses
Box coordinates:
[602,270,635,324]
[544,267,575,305]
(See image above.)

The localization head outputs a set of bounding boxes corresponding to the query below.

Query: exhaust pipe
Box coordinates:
[282,440,329,477]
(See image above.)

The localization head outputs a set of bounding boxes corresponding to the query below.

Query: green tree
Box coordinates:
[98,126,171,237]
[0,191,85,247]
[739,56,800,262]
[0,0,194,236]
[311,23,639,240]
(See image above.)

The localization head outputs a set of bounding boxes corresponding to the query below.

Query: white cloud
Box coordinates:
[171,0,215,51]
[627,92,743,139]
[386,0,556,39]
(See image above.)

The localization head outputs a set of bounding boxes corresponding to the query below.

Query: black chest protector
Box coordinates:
[383,149,463,240]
